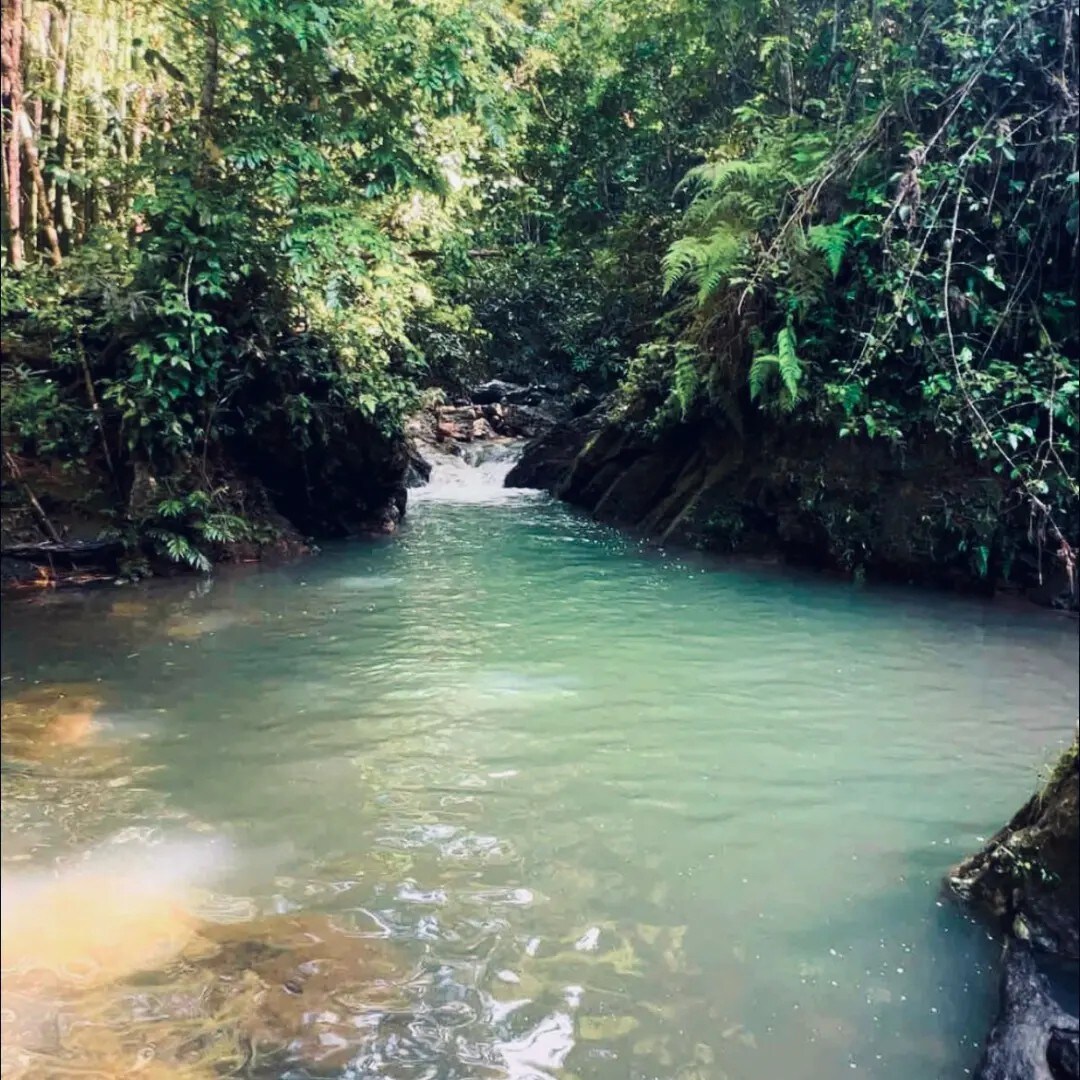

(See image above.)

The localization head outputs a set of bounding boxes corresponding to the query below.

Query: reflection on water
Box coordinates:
[1,458,1078,1079]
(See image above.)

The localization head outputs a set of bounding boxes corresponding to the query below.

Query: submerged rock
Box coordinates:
[974,942,1079,1080]
[1,906,408,1079]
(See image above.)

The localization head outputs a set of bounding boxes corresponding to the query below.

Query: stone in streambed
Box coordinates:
[471,379,523,405]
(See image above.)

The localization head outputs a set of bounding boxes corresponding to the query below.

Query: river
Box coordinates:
[1,447,1077,1079]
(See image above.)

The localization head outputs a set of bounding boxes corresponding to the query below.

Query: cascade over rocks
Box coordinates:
[404,383,568,480]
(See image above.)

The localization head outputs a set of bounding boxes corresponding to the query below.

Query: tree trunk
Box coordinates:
[48,2,70,250]
[19,111,61,266]
[2,0,25,268]
[199,9,220,152]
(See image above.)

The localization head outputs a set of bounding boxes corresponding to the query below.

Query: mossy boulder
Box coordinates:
[948,737,1079,960]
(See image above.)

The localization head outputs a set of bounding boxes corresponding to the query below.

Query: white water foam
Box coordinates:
[409,441,542,506]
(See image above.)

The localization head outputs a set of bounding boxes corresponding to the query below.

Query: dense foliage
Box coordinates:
[2,0,1077,587]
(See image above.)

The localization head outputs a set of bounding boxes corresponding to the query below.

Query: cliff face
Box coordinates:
[507,408,1078,603]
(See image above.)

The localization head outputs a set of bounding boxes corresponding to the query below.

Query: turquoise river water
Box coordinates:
[1,448,1077,1079]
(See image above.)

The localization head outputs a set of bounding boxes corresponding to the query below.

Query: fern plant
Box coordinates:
[137,487,255,574]
[749,324,803,412]
[146,528,213,573]
[806,223,850,278]
[671,343,702,418]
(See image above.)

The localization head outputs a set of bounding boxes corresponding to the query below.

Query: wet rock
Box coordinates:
[975,942,1079,1080]
[405,444,433,487]
[1050,1028,1080,1080]
[949,741,1080,1080]
[234,406,409,539]
[471,379,524,405]
[592,450,689,526]
[948,738,1079,960]
[569,386,600,416]
[505,407,605,491]
[471,416,495,440]
[499,403,557,439]
[433,405,481,442]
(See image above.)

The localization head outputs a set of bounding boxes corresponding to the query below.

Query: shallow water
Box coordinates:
[2,450,1077,1079]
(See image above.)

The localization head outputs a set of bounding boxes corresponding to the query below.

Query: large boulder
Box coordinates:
[504,407,604,491]
[233,410,409,538]
[470,379,524,405]
[974,942,1078,1080]
[948,740,1080,1080]
[947,739,1079,959]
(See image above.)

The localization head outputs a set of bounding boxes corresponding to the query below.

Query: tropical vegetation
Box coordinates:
[2,0,1076,591]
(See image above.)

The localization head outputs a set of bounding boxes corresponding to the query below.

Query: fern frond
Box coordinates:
[680,159,770,196]
[197,512,249,543]
[748,326,803,408]
[672,345,701,417]
[776,324,802,399]
[662,237,705,294]
[147,528,212,573]
[748,353,777,402]
[807,223,849,277]
[156,498,185,519]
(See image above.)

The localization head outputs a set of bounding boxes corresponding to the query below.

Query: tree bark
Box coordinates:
[199,11,219,149]
[2,0,25,268]
[19,111,62,266]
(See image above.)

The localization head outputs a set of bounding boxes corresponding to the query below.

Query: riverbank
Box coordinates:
[506,400,1080,610]
[0,379,562,590]
[6,376,1077,611]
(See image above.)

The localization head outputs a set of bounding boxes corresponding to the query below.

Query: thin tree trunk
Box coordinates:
[2,0,26,267]
[19,110,62,265]
[77,342,116,482]
[199,9,219,151]
[47,3,69,248]
[58,4,77,243]
[3,449,64,544]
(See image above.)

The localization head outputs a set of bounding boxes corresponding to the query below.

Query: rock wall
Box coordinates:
[507,405,1077,601]
[230,410,410,538]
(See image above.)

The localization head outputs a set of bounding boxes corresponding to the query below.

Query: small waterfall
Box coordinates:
[409,440,537,506]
